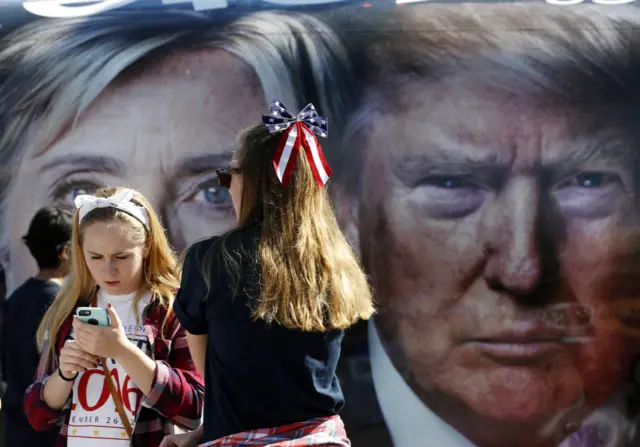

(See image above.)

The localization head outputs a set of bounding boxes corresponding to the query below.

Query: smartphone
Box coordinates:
[76,307,111,327]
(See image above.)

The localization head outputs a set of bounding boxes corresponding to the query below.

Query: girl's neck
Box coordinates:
[98,288,146,302]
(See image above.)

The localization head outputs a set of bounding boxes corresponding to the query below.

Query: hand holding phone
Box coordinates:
[59,339,99,377]
[73,304,129,361]
[75,307,112,327]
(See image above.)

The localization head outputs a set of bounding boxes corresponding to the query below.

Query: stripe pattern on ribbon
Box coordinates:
[261,99,332,187]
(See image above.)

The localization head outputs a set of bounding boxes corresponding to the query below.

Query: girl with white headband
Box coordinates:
[24,187,204,447]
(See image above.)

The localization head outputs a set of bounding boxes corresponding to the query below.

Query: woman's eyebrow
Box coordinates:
[39,154,125,175]
[177,152,234,176]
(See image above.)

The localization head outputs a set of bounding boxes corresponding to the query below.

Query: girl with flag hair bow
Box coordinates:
[163,101,375,447]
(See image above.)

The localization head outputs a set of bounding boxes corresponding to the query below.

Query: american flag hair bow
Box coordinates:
[262,99,332,187]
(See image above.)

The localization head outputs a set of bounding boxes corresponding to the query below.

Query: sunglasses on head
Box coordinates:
[216,167,242,188]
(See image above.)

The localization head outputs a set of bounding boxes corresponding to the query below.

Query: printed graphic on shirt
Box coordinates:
[68,295,151,446]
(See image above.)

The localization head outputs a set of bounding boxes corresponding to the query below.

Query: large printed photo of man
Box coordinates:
[3,2,640,447]
[328,4,640,447]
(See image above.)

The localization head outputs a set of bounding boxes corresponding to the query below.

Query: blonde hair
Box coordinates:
[36,187,179,370]
[213,124,374,332]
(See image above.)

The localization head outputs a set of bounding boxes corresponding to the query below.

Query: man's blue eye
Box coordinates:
[423,176,470,189]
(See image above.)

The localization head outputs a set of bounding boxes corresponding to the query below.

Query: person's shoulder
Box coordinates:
[181,237,221,286]
[185,236,217,263]
[6,278,52,304]
[39,280,61,297]
[227,224,261,250]
[7,278,32,299]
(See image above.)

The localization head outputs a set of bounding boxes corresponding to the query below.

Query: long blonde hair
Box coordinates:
[212,124,374,332]
[36,187,180,369]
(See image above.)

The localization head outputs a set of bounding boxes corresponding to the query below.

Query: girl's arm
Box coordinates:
[185,332,207,379]
[24,328,95,431]
[113,339,156,395]
[42,373,75,409]
[24,369,68,431]
[42,339,98,409]
[140,315,205,430]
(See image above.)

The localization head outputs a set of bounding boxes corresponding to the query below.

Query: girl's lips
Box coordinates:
[104,281,120,286]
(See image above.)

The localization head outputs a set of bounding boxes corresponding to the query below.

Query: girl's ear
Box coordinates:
[143,237,151,258]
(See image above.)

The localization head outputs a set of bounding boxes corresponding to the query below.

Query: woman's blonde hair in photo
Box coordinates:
[36,186,180,371]
[211,124,375,332]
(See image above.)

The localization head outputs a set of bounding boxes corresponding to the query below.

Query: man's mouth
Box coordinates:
[470,340,565,358]
[468,322,590,359]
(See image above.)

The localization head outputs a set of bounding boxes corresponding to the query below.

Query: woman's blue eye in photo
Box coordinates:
[198,183,230,205]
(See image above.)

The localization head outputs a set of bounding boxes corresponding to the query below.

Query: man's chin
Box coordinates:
[434,364,586,423]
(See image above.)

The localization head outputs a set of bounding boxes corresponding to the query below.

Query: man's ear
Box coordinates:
[60,244,70,260]
[331,184,361,255]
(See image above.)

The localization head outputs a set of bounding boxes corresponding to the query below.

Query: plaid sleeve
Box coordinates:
[23,339,68,431]
[142,317,204,429]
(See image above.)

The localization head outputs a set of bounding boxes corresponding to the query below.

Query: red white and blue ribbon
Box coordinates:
[262,99,332,187]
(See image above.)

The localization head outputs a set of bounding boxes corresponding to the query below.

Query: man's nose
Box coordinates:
[482,176,544,297]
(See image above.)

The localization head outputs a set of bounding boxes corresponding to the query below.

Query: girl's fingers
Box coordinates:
[63,356,95,371]
[60,361,86,373]
[62,353,97,370]
[73,334,94,350]
[66,343,99,363]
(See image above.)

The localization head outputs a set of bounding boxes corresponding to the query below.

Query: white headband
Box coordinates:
[74,189,150,231]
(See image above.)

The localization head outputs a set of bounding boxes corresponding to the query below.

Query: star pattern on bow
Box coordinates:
[262,100,328,138]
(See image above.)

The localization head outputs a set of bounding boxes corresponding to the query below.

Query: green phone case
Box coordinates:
[75,307,111,327]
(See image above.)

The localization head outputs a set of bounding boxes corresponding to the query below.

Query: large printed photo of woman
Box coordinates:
[0,8,351,297]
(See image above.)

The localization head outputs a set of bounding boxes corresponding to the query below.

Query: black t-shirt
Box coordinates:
[173,226,345,442]
[2,278,60,446]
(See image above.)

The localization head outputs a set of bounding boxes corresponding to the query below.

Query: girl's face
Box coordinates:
[229,168,244,222]
[81,220,148,295]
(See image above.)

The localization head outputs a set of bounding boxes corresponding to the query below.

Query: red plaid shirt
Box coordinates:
[198,415,349,447]
[24,297,204,447]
